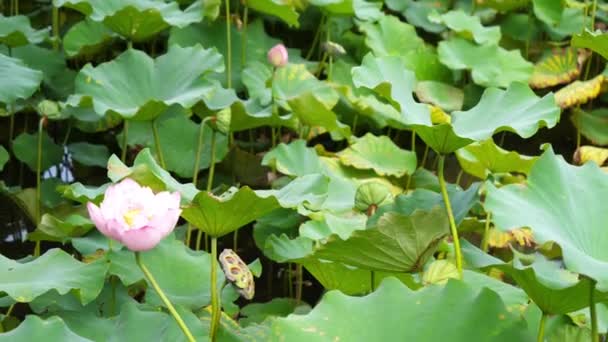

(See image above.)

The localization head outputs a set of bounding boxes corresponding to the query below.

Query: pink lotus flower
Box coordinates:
[267,43,288,67]
[87,178,181,251]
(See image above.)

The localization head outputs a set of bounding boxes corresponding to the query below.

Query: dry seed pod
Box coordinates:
[219,249,254,300]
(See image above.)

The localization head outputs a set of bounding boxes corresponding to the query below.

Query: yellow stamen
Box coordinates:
[123,209,142,228]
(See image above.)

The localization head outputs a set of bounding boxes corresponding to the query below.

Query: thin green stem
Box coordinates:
[121,120,129,163]
[151,120,165,169]
[207,131,217,192]
[351,114,359,137]
[590,0,598,29]
[209,237,221,341]
[287,263,293,298]
[233,230,238,251]
[127,40,133,49]
[306,15,325,60]
[481,212,492,252]
[225,0,232,88]
[455,169,464,187]
[135,252,196,342]
[241,5,248,69]
[195,230,203,251]
[438,155,463,278]
[590,280,599,342]
[421,144,429,168]
[537,312,547,342]
[5,303,14,317]
[8,108,14,150]
[187,117,212,247]
[34,117,44,257]
[295,264,303,304]
[52,6,59,51]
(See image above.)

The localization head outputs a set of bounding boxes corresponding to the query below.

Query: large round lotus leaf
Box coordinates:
[63,19,115,57]
[486,147,608,291]
[0,14,48,47]
[476,0,530,11]
[270,277,532,341]
[554,74,603,109]
[288,92,351,139]
[73,45,236,121]
[352,54,431,126]
[68,142,110,167]
[262,140,323,177]
[337,133,416,177]
[0,146,8,172]
[308,0,382,19]
[532,0,563,26]
[313,206,449,273]
[0,53,43,105]
[451,82,560,141]
[546,8,585,41]
[0,316,88,341]
[456,139,538,179]
[431,10,501,44]
[169,20,280,91]
[107,148,199,203]
[228,99,297,132]
[415,80,464,112]
[12,132,63,172]
[247,0,300,27]
[386,0,449,33]
[0,249,108,304]
[53,0,202,41]
[530,48,580,89]
[438,37,533,88]
[182,186,280,238]
[571,29,608,60]
[56,302,208,341]
[462,240,608,314]
[571,108,608,146]
[240,298,311,327]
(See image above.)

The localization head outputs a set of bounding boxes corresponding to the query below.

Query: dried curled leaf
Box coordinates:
[219,249,255,300]
[554,75,604,109]
[573,145,608,166]
[487,227,534,249]
[530,48,580,88]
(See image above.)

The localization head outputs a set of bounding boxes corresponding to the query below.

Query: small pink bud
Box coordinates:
[267,44,288,68]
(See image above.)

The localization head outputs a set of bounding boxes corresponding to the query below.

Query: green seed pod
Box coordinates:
[354,182,392,215]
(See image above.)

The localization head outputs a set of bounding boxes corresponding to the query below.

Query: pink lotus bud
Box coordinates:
[87,178,181,251]
[267,43,288,67]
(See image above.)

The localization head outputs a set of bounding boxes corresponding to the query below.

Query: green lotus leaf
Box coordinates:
[299,212,367,240]
[313,206,448,272]
[248,0,300,27]
[337,133,416,177]
[58,183,109,204]
[547,325,591,342]
[107,148,199,203]
[0,53,43,106]
[169,20,280,91]
[571,108,608,146]
[532,0,563,26]
[415,80,464,112]
[386,0,449,33]
[546,8,585,41]
[0,316,88,341]
[554,74,603,109]
[29,214,94,243]
[461,269,528,309]
[240,298,311,327]
[242,61,273,105]
[68,142,110,168]
[271,277,532,340]
[309,0,382,20]
[476,0,530,11]
[262,140,323,177]
[438,37,533,88]
[0,14,49,47]
[63,19,116,57]
[287,92,351,139]
[456,139,538,179]
[571,29,608,60]
[53,0,202,41]
[413,123,473,154]
[486,147,608,291]
[500,13,540,42]
[352,54,431,126]
[73,45,236,120]
[182,186,280,238]
[228,99,297,132]
[431,10,501,44]
[0,249,108,304]
[462,240,608,314]
[12,132,63,172]
[530,48,580,89]
[0,146,8,172]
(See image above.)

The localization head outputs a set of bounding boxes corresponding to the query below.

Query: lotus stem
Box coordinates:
[287,263,293,298]
[437,155,463,278]
[225,0,232,88]
[295,264,303,304]
[306,15,325,60]
[187,117,212,247]
[241,4,248,69]
[207,130,217,192]
[209,237,221,341]
[52,6,59,51]
[151,120,166,169]
[455,169,464,187]
[481,212,492,252]
[135,252,196,342]
[233,230,238,251]
[590,280,599,342]
[34,117,44,257]
[8,107,14,150]
[121,120,129,163]
[351,114,359,137]
[421,144,429,168]
[537,312,547,342]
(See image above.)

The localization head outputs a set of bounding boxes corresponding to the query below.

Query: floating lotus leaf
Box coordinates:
[456,139,538,179]
[571,29,608,60]
[63,19,116,57]
[0,249,108,304]
[415,81,464,112]
[431,10,501,44]
[337,133,416,177]
[530,48,580,89]
[438,37,533,88]
[0,14,48,47]
[182,186,280,238]
[486,147,608,291]
[72,45,236,120]
[571,108,608,146]
[270,278,532,341]
[0,53,43,106]
[554,74,604,109]
[53,0,202,41]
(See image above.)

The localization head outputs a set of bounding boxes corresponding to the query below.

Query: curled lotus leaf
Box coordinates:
[554,74,604,109]
[571,108,608,146]
[530,48,581,89]
[0,14,49,47]
[219,249,255,300]
[354,181,393,214]
[430,10,501,45]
